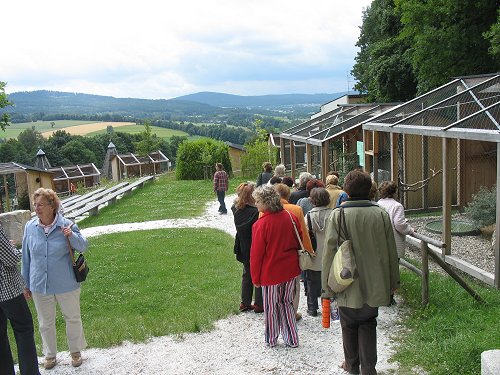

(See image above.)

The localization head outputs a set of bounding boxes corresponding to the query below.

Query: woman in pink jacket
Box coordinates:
[377,181,415,259]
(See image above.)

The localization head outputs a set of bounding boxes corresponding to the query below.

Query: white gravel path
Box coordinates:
[33,195,403,374]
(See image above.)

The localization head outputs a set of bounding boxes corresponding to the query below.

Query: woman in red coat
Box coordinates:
[250,185,302,348]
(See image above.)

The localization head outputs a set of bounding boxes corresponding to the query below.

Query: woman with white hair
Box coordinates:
[250,185,302,347]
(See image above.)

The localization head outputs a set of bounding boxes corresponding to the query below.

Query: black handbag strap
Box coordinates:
[65,223,77,266]
[336,207,350,248]
[306,213,313,232]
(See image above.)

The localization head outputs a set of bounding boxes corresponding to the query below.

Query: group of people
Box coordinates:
[231,162,414,375]
[1,188,88,374]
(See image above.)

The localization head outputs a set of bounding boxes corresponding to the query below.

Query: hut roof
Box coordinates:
[363,73,500,142]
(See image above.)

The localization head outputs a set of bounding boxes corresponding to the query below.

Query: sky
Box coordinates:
[2,0,372,100]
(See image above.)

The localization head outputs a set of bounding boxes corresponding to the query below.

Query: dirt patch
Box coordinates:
[41,122,135,138]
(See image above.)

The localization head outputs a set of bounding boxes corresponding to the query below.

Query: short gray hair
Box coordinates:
[252,185,283,213]
[298,172,313,188]
[274,164,286,177]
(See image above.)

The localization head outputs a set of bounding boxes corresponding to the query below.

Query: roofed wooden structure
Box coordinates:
[363,73,500,288]
[0,162,55,211]
[277,102,398,181]
[110,150,170,181]
[48,164,101,194]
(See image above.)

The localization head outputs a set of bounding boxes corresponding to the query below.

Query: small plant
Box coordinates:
[465,185,496,228]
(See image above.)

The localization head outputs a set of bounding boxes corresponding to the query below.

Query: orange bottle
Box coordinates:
[322,298,330,328]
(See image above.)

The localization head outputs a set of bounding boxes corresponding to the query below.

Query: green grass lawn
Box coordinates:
[395,268,500,374]
[86,125,189,138]
[77,174,247,228]
[2,120,100,139]
[23,228,240,354]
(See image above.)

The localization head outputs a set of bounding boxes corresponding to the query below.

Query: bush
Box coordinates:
[465,185,496,227]
[175,139,231,180]
[240,140,278,179]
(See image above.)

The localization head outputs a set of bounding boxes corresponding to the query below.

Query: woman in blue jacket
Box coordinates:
[22,188,88,370]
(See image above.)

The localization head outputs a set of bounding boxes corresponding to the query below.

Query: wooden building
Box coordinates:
[363,73,500,288]
[110,150,170,182]
[0,162,55,211]
[48,164,101,194]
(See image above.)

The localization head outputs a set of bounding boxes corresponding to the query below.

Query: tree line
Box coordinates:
[352,0,499,102]
[0,126,187,170]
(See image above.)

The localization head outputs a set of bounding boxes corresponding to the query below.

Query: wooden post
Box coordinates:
[290,140,296,183]
[306,143,312,173]
[390,133,398,182]
[442,138,452,255]
[495,142,500,288]
[421,241,429,306]
[3,175,10,212]
[422,136,429,210]
[322,140,330,182]
[373,131,379,183]
[363,130,370,173]
[280,138,286,167]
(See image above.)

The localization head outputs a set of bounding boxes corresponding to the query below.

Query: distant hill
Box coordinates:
[172,91,347,108]
[6,90,221,116]
[5,90,348,122]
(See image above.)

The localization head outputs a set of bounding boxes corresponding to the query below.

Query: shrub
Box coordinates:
[465,185,496,227]
[240,140,278,179]
[176,139,231,180]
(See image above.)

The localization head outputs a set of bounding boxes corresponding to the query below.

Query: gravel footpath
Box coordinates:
[31,195,404,375]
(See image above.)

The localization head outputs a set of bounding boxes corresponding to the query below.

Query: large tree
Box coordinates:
[0,82,13,131]
[397,0,499,94]
[352,0,417,102]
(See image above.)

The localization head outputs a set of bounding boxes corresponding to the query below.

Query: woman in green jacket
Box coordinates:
[322,170,399,375]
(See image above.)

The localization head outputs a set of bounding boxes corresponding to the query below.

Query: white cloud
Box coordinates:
[2,0,372,98]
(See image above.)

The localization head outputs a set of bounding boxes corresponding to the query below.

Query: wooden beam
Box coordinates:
[322,140,330,182]
[290,140,296,183]
[363,130,370,174]
[373,131,379,183]
[390,133,398,182]
[422,136,429,210]
[442,137,452,255]
[306,143,312,173]
[421,241,429,306]
[280,138,286,166]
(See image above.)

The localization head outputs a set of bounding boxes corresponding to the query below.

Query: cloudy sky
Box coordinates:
[2,0,372,99]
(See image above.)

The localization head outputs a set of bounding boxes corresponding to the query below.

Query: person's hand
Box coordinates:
[23,288,32,300]
[9,239,16,247]
[62,224,74,237]
[254,284,261,288]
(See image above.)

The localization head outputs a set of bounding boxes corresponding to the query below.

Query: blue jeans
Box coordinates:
[216,191,227,213]
[0,294,40,375]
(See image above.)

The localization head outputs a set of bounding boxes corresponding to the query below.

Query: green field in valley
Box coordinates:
[86,125,189,139]
[2,120,101,139]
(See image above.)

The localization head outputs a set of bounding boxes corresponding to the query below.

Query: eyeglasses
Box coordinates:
[34,202,48,208]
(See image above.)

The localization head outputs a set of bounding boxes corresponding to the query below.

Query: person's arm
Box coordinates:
[296,210,314,253]
[321,209,339,299]
[250,223,265,287]
[21,223,32,298]
[65,222,89,253]
[0,226,21,267]
[392,204,414,236]
[213,172,219,192]
[384,213,400,291]
[256,172,262,186]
